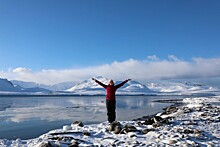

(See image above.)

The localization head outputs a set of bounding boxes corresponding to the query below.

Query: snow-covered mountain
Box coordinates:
[0,78,51,94]
[11,80,75,91]
[66,77,154,95]
[1,77,219,95]
[0,78,20,92]
[147,81,219,95]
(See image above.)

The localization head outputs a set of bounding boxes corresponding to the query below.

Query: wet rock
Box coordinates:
[72,121,84,127]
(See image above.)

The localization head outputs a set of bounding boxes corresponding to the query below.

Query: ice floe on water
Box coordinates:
[0,96,220,146]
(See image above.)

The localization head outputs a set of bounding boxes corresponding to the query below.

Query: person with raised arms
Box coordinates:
[92,78,131,123]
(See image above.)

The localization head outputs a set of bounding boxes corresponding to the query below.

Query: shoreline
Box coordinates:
[1,96,220,146]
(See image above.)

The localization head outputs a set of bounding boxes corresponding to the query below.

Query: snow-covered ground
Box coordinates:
[1,96,219,147]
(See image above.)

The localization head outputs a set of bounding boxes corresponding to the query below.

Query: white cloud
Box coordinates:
[12,67,32,73]
[1,56,220,85]
[147,55,159,61]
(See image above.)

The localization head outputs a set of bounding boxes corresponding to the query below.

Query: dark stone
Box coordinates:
[109,124,115,131]
[124,124,138,133]
[153,116,163,123]
[137,121,142,126]
[161,118,170,124]
[39,141,52,147]
[72,121,84,127]
[111,121,121,126]
[83,132,91,136]
[109,121,121,132]
[165,106,178,115]
[183,129,194,134]
[143,118,154,125]
[114,125,122,134]
[142,129,151,134]
[152,122,162,128]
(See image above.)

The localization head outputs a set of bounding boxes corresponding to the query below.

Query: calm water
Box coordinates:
[0,95,188,140]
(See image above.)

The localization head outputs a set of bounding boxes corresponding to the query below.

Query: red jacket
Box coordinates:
[95,79,128,100]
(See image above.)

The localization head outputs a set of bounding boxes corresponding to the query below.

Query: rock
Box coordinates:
[124,124,137,133]
[162,139,177,145]
[83,132,91,136]
[108,124,115,131]
[63,125,72,131]
[183,129,194,134]
[128,132,136,138]
[161,118,170,124]
[193,129,202,135]
[142,129,151,134]
[72,121,84,127]
[38,141,53,147]
[114,125,122,134]
[137,121,143,126]
[143,118,154,125]
[165,106,178,115]
[153,116,163,123]
[111,121,121,126]
[168,140,177,144]
[152,122,162,128]
[108,121,121,133]
[69,139,79,147]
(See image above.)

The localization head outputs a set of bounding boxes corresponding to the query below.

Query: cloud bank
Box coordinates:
[1,55,220,85]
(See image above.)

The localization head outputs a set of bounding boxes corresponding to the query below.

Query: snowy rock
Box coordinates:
[63,125,72,131]
[72,121,84,127]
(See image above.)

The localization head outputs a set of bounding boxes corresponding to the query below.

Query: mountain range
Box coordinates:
[0,77,219,96]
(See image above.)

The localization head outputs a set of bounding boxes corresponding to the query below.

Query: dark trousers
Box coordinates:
[106,100,116,123]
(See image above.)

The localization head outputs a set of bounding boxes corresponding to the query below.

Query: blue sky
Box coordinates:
[0,0,220,84]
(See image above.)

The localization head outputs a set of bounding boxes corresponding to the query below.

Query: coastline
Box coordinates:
[0,96,220,146]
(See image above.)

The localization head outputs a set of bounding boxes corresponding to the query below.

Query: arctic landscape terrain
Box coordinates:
[0,77,220,146]
[0,76,219,96]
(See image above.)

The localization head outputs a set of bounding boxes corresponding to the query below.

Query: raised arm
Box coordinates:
[92,78,107,88]
[115,79,131,89]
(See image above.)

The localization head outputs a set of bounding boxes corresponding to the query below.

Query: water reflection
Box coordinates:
[0,96,179,139]
[0,96,176,123]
